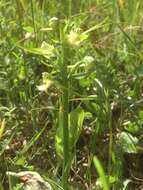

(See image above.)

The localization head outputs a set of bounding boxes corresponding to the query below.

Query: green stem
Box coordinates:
[60,28,70,190]
[30,0,37,45]
[108,112,113,177]
[15,0,23,36]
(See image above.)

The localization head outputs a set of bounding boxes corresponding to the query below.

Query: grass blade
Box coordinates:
[93,156,109,190]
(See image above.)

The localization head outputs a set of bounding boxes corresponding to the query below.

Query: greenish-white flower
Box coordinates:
[67,30,88,47]
[83,56,94,71]
[49,17,58,28]
[37,72,53,92]
[83,56,94,64]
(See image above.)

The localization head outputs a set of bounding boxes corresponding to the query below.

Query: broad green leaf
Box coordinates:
[55,107,85,158]
[69,107,84,148]
[55,110,64,158]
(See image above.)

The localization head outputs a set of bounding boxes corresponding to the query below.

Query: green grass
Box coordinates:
[1,0,143,189]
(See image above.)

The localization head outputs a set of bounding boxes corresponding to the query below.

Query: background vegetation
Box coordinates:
[1,0,143,189]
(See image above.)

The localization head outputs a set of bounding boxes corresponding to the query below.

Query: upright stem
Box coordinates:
[108,110,113,176]
[60,29,70,190]
[15,0,23,37]
[30,0,37,45]
[105,91,113,184]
